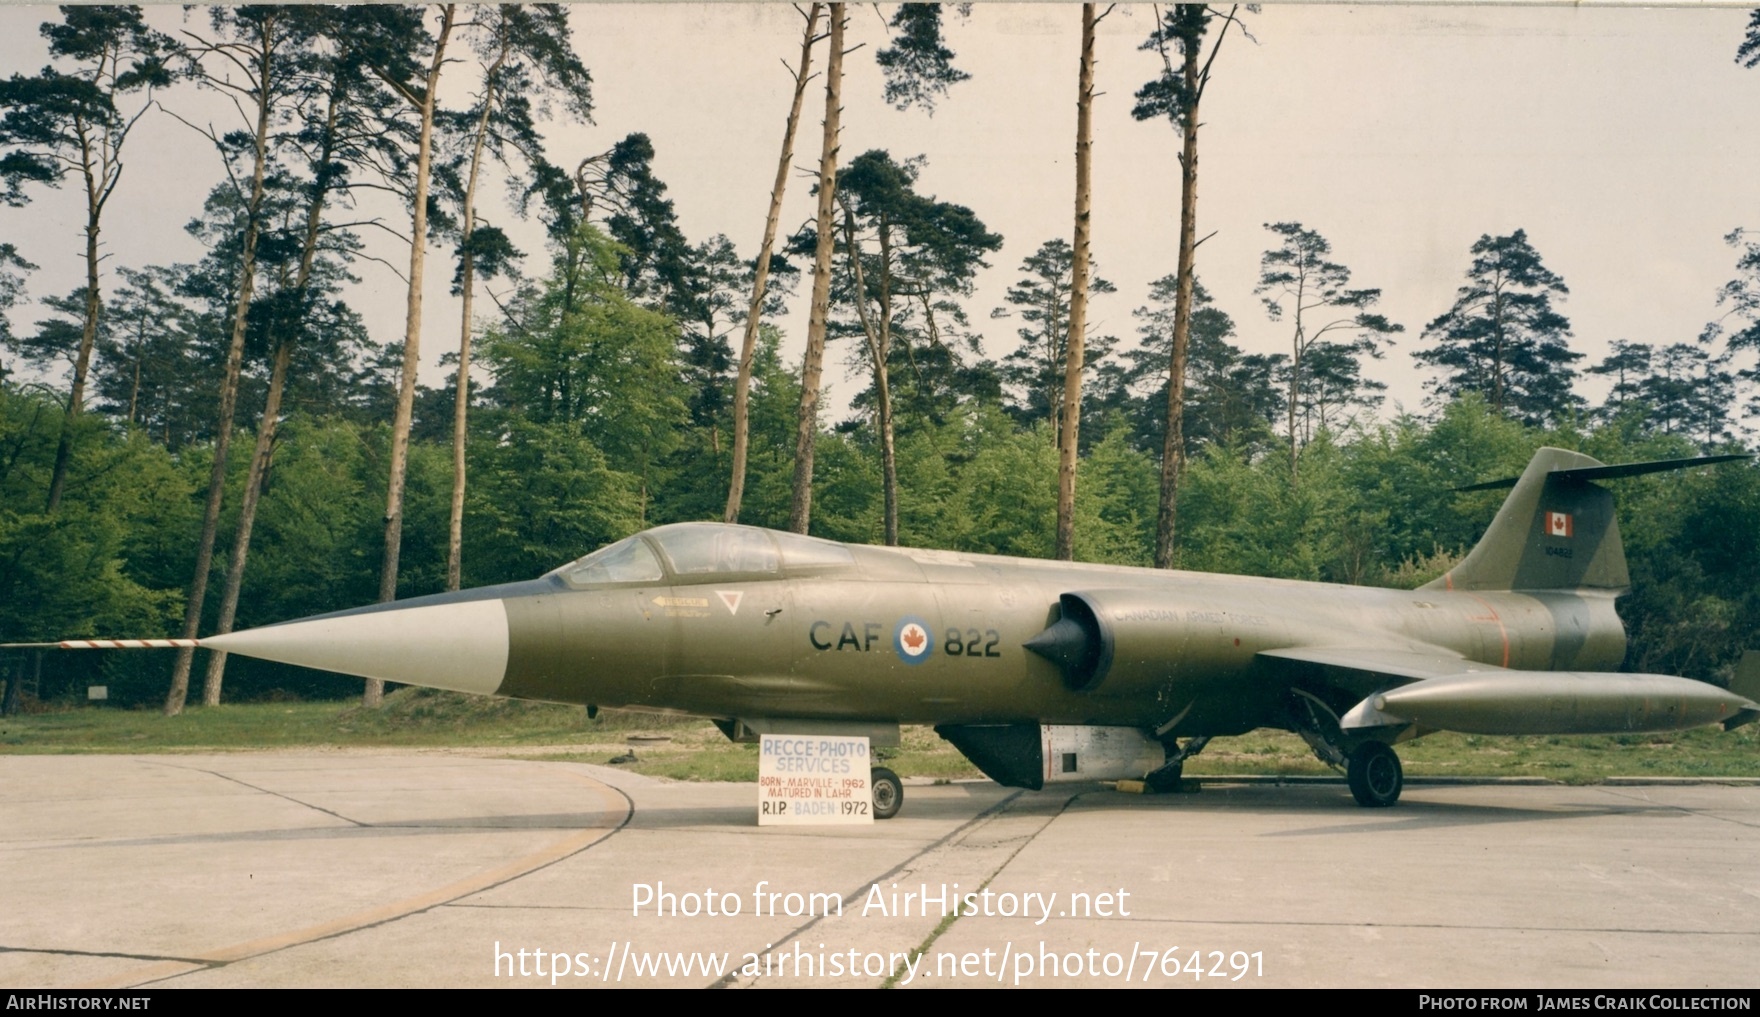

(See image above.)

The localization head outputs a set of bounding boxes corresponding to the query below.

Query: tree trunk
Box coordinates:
[199,76,342,705]
[1058,4,1098,562]
[727,2,820,524]
[371,4,456,707]
[448,265,474,592]
[127,334,141,426]
[788,2,844,536]
[45,130,103,515]
[449,37,506,593]
[878,366,897,545]
[165,37,276,716]
[1288,316,1304,484]
[1154,30,1202,571]
[1491,290,1505,414]
[1,658,19,717]
[839,203,898,546]
[876,223,897,546]
[200,338,289,706]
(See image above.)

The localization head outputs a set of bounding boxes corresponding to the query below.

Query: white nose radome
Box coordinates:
[202,599,510,695]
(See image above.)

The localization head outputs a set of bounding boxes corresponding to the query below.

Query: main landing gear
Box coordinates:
[1291,690,1405,808]
[1345,741,1403,808]
[871,766,903,820]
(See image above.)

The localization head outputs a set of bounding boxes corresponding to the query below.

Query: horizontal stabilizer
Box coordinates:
[1455,453,1752,492]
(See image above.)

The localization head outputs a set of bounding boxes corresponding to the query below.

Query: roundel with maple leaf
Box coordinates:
[893,616,934,665]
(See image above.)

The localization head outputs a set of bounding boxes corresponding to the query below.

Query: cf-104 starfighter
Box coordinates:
[39,447,1760,816]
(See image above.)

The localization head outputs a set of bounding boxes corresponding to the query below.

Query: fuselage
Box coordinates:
[478,523,1627,738]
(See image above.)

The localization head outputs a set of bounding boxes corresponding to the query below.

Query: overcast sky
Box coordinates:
[3,3,1758,423]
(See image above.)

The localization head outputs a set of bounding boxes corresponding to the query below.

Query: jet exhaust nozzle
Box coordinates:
[1025,593,1111,692]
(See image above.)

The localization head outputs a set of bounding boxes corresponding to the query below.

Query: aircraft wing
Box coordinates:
[1259,645,1494,685]
[1258,645,1760,735]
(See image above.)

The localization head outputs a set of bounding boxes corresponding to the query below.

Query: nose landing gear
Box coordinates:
[871,766,902,820]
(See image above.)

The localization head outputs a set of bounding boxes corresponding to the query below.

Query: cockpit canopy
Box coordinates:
[552,523,854,587]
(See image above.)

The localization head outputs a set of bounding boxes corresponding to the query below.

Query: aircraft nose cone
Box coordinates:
[202,598,511,695]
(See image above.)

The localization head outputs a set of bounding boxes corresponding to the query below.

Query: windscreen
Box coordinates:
[555,536,664,586]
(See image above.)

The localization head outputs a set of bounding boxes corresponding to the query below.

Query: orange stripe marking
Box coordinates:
[1465,594,1511,668]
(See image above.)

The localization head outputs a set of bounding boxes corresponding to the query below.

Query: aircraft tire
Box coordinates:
[1346,742,1403,808]
[871,767,903,820]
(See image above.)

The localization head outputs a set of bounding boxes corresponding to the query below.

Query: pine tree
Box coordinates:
[995,238,1115,437]
[1253,221,1400,479]
[830,149,1000,545]
[1132,3,1248,568]
[1703,228,1760,421]
[727,3,822,525]
[1415,230,1582,427]
[0,6,178,512]
[439,4,591,593]
[0,245,34,380]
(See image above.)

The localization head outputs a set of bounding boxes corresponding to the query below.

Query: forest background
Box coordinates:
[1,3,1758,711]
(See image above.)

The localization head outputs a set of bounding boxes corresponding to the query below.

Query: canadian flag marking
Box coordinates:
[1547,511,1573,538]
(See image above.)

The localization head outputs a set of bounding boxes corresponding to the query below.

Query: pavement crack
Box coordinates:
[881,790,1083,988]
[96,770,636,989]
[710,789,1083,989]
[0,945,213,965]
[1593,785,1760,829]
[168,763,368,828]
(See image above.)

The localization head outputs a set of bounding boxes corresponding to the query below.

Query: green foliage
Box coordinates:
[463,416,641,583]
[0,6,179,207]
[711,327,802,531]
[1108,276,1282,461]
[1132,5,1220,133]
[0,244,33,361]
[482,224,687,477]
[1254,222,1402,450]
[938,410,1059,559]
[1072,424,1158,566]
[875,4,970,114]
[995,238,1117,434]
[1704,228,1760,422]
[0,385,193,704]
[1416,230,1583,427]
[1586,342,1736,446]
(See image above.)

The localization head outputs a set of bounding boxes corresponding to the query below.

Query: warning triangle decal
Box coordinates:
[717,590,744,616]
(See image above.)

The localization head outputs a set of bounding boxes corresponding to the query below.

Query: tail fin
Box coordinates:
[1427,448,1624,593]
[1423,449,1750,594]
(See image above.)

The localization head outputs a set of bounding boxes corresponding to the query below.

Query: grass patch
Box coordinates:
[1183,726,1760,782]
[0,687,696,754]
[3,692,1757,783]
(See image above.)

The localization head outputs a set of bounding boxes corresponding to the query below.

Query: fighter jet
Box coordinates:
[36,447,1760,816]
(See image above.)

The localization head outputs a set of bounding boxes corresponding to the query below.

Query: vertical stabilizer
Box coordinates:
[1424,448,1628,593]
